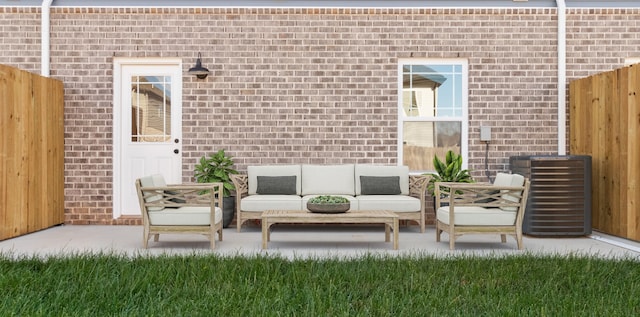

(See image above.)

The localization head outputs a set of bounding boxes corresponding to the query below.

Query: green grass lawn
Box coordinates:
[1,253,638,316]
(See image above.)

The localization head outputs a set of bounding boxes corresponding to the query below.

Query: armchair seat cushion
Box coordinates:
[240,194,302,211]
[358,195,421,212]
[437,206,516,226]
[148,206,223,226]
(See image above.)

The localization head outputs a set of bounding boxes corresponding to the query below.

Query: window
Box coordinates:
[398,59,468,172]
[130,76,172,142]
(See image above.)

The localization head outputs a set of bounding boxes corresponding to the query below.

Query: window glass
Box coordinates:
[131,76,172,142]
[402,122,462,171]
[399,60,467,172]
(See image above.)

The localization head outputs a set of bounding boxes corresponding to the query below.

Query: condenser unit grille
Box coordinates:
[510,156,592,236]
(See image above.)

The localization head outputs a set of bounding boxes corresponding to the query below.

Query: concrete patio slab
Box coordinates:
[1,224,639,260]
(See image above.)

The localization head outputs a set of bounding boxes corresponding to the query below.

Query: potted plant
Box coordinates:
[307,195,351,213]
[425,150,474,209]
[194,149,239,228]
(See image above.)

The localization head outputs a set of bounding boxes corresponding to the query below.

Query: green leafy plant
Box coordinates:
[426,150,474,194]
[194,149,238,197]
[308,195,349,204]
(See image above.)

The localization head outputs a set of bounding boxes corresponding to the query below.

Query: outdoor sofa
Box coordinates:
[230,164,429,232]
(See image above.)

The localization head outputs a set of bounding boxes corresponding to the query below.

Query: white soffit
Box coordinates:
[2,0,640,8]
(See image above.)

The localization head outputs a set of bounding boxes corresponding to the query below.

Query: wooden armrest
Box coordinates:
[163,183,219,189]
[409,175,429,199]
[434,181,528,208]
[140,183,223,208]
[435,182,497,190]
[230,174,248,197]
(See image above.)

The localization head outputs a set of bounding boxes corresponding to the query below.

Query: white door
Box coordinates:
[113,59,183,217]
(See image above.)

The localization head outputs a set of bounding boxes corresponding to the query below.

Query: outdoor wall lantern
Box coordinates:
[188,53,210,79]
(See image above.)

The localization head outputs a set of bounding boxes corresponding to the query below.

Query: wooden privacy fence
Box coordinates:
[1,64,64,241]
[569,63,640,242]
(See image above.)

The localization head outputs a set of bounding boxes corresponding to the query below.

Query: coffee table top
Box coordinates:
[261,210,400,250]
[262,210,398,219]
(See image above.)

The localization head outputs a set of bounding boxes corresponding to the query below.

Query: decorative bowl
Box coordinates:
[306,202,350,213]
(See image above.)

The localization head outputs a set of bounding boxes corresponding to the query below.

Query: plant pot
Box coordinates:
[223,196,235,228]
[307,202,350,213]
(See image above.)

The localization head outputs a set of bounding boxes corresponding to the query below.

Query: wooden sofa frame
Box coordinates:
[231,174,429,232]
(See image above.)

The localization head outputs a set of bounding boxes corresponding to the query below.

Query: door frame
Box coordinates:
[112,57,183,219]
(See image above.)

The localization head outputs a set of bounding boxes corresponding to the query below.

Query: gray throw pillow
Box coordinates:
[360,176,401,195]
[256,176,297,195]
[474,190,500,204]
[165,190,186,204]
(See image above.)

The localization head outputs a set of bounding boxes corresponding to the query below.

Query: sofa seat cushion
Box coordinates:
[302,195,358,211]
[241,195,302,211]
[437,206,516,226]
[301,164,355,195]
[148,206,222,226]
[356,195,420,212]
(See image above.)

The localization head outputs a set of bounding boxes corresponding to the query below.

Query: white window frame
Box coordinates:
[397,58,469,173]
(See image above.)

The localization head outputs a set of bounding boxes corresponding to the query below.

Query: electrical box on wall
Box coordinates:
[480,126,491,142]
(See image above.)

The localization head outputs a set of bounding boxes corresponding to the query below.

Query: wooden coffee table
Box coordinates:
[261,210,399,250]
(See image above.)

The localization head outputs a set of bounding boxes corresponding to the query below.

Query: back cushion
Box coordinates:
[248,165,302,195]
[355,165,409,195]
[151,174,167,187]
[493,172,525,211]
[139,174,165,211]
[301,164,355,195]
[493,172,519,187]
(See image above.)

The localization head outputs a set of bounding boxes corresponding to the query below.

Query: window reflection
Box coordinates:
[401,63,464,172]
[402,65,461,118]
[131,76,172,142]
[403,122,461,171]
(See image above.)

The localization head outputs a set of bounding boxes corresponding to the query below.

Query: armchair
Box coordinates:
[135,174,224,249]
[434,173,530,250]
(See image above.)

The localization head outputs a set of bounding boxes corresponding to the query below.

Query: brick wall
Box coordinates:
[566,8,640,79]
[1,7,639,225]
[0,8,41,73]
